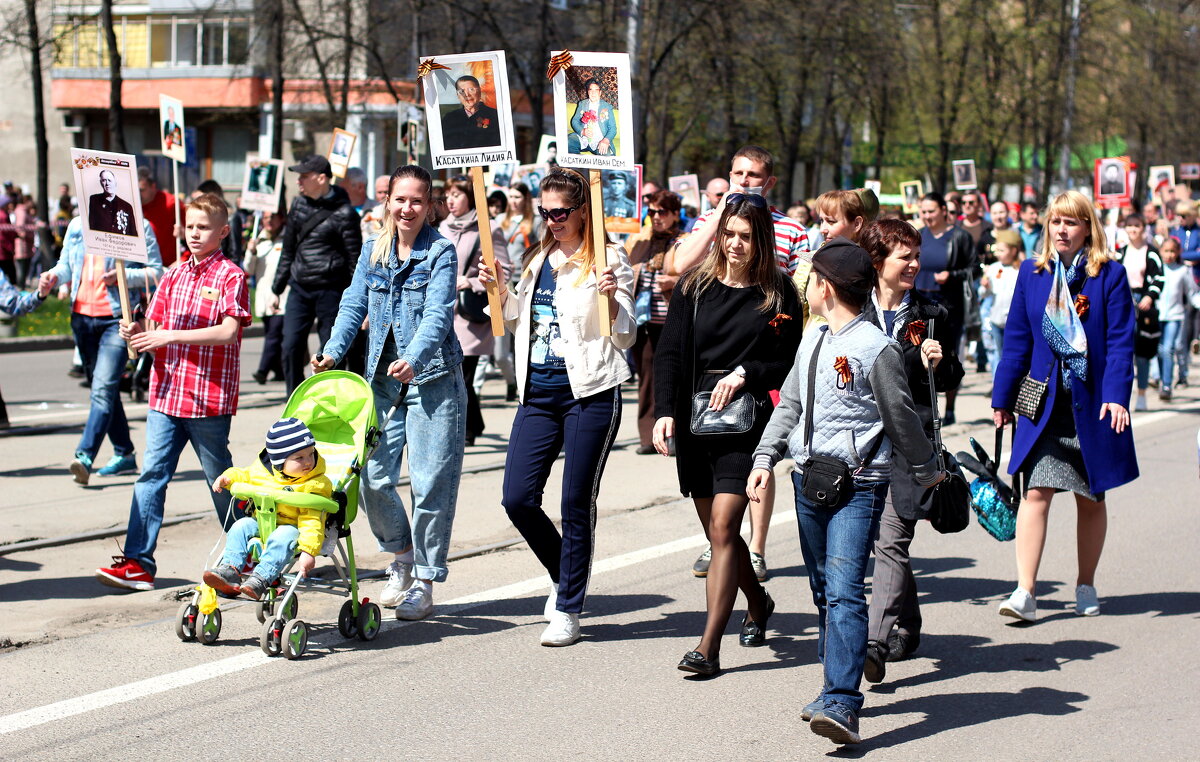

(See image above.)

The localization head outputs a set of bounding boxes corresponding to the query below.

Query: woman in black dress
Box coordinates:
[652,194,803,676]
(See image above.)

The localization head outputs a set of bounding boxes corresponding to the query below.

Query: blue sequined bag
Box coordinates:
[956,426,1019,542]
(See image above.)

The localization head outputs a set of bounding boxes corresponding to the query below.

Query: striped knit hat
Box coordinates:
[265,418,316,469]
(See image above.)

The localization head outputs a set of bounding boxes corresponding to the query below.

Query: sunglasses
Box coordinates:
[646,207,671,216]
[726,193,768,209]
[539,206,578,223]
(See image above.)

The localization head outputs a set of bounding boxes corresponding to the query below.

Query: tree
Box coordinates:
[99,0,125,152]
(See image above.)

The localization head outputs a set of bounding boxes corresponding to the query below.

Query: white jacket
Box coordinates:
[500,242,636,402]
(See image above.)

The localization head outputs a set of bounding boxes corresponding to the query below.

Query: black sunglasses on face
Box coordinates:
[539,206,578,223]
[647,207,670,216]
[726,193,768,209]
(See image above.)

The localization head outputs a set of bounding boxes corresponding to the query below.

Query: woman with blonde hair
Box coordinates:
[992,190,1138,622]
[314,164,467,622]
[480,167,635,647]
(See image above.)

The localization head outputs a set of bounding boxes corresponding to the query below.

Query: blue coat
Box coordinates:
[570,99,617,142]
[992,256,1139,493]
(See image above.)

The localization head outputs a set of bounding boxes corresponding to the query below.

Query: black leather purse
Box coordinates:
[921,319,971,533]
[456,241,491,324]
[687,298,759,436]
[798,332,882,509]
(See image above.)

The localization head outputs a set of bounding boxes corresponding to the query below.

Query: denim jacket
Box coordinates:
[323,225,462,383]
[47,216,164,320]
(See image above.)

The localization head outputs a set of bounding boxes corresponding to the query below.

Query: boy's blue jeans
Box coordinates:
[123,411,235,576]
[792,473,889,714]
[220,516,299,583]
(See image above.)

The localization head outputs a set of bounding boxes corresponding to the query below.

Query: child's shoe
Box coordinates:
[240,573,269,600]
[202,564,242,596]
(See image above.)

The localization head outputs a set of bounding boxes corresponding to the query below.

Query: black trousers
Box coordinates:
[281,282,342,396]
[460,355,485,438]
[257,314,285,377]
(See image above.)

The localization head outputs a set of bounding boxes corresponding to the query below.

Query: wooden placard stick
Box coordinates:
[588,169,612,336]
[172,159,184,258]
[468,165,505,337]
[114,260,137,360]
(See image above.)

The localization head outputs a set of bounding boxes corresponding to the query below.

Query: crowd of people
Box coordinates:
[2,140,1160,746]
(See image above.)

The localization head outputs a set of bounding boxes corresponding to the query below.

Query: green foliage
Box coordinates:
[15,296,71,337]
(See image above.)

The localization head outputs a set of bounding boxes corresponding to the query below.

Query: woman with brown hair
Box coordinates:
[652,193,803,676]
[439,175,510,446]
[629,189,683,453]
[480,167,635,647]
[992,190,1138,622]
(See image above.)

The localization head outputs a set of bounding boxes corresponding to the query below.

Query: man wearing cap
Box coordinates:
[271,155,362,394]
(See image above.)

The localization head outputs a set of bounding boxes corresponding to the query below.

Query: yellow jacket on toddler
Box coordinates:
[221,452,334,556]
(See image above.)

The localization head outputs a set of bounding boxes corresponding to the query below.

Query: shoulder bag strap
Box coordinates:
[803,331,827,450]
[690,292,699,397]
[295,208,335,246]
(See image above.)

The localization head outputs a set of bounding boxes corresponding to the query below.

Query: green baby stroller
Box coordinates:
[175,370,394,659]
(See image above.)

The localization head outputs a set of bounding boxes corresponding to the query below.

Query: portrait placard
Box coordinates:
[422,50,518,169]
[159,95,186,163]
[70,148,148,263]
[536,134,559,166]
[240,158,285,214]
[602,165,642,234]
[1180,163,1200,181]
[1148,165,1176,195]
[486,162,517,189]
[668,173,701,213]
[864,179,882,197]
[551,51,635,171]
[327,128,357,179]
[513,164,549,198]
[952,159,977,191]
[1094,157,1130,206]
[900,180,923,214]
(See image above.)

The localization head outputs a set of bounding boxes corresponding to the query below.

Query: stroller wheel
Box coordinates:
[357,602,382,641]
[274,593,298,623]
[175,602,199,642]
[338,600,359,639]
[255,601,271,624]
[198,609,222,645]
[260,618,284,657]
[283,619,308,660]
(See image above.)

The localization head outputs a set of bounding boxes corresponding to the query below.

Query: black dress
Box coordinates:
[654,277,803,497]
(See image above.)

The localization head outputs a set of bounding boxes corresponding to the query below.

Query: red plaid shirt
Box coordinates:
[146,251,251,418]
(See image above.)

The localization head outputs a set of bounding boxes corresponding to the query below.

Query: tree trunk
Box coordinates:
[25,0,53,264]
[271,0,284,161]
[100,0,125,152]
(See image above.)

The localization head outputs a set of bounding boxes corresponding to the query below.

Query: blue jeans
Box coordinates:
[123,411,235,576]
[987,324,1005,381]
[71,313,134,462]
[1160,320,1183,389]
[502,384,623,614]
[363,369,466,582]
[220,516,298,583]
[792,473,889,713]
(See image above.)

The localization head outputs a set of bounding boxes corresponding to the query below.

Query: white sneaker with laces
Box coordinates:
[379,560,414,608]
[540,610,580,647]
[1075,584,1100,616]
[396,584,433,621]
[999,587,1037,622]
[544,581,559,622]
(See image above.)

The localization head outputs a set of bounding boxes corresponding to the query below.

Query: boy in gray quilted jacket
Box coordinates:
[747,238,944,746]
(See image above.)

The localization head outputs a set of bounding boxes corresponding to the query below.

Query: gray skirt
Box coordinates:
[1022,385,1103,502]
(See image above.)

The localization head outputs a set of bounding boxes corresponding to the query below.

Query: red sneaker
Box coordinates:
[95,556,155,591]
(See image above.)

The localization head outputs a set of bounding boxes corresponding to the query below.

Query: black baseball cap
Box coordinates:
[288,155,332,176]
[812,237,877,296]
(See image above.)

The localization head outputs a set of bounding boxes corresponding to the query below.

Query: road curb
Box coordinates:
[0,324,266,354]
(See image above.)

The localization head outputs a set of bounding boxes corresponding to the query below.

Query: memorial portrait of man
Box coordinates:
[87,169,136,237]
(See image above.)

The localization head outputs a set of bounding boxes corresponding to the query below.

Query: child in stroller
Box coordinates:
[203,417,334,598]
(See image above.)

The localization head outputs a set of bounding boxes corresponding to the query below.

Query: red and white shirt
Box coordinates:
[691,206,810,275]
[146,251,251,418]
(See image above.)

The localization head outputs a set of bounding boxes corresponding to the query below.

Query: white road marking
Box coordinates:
[0,511,796,736]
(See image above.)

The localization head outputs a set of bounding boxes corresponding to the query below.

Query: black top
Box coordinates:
[654,276,803,420]
[441,105,502,150]
[274,184,363,294]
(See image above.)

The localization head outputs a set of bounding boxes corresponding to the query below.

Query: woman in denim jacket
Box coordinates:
[314,165,466,622]
[481,168,636,647]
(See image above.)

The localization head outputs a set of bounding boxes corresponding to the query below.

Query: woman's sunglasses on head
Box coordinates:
[726,193,768,209]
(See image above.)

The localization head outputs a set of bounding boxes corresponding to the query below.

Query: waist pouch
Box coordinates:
[800,455,852,509]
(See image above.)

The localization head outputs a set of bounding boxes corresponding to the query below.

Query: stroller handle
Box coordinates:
[229,483,340,513]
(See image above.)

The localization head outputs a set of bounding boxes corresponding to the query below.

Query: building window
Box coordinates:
[52,14,251,69]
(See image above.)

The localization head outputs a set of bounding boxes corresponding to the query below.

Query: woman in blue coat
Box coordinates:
[992,190,1137,622]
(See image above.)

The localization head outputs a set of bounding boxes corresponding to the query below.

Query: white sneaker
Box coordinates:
[395,584,433,621]
[999,587,1037,622]
[1075,584,1100,616]
[540,610,580,646]
[544,581,559,622]
[1135,396,1148,412]
[379,560,414,608]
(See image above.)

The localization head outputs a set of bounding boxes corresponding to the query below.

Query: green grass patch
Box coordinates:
[15,296,72,337]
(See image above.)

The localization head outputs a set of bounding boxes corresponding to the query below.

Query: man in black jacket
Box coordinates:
[271,155,362,394]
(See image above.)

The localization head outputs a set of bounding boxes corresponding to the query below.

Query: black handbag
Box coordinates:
[456,240,491,323]
[1135,307,1161,359]
[921,319,972,534]
[687,298,760,436]
[1013,374,1048,421]
[798,332,882,509]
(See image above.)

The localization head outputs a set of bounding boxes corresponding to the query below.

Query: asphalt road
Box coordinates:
[1,341,1198,759]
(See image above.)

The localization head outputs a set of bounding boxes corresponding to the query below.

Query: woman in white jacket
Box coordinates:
[480,167,635,647]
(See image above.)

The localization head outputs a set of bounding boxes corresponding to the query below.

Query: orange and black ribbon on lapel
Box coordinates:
[768,313,792,336]
[905,320,926,346]
[833,356,853,385]
[1074,294,1089,319]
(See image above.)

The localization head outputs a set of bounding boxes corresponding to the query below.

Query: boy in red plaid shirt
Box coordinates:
[96,193,252,591]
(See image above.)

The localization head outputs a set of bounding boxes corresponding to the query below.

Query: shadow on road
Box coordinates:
[0,575,193,602]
